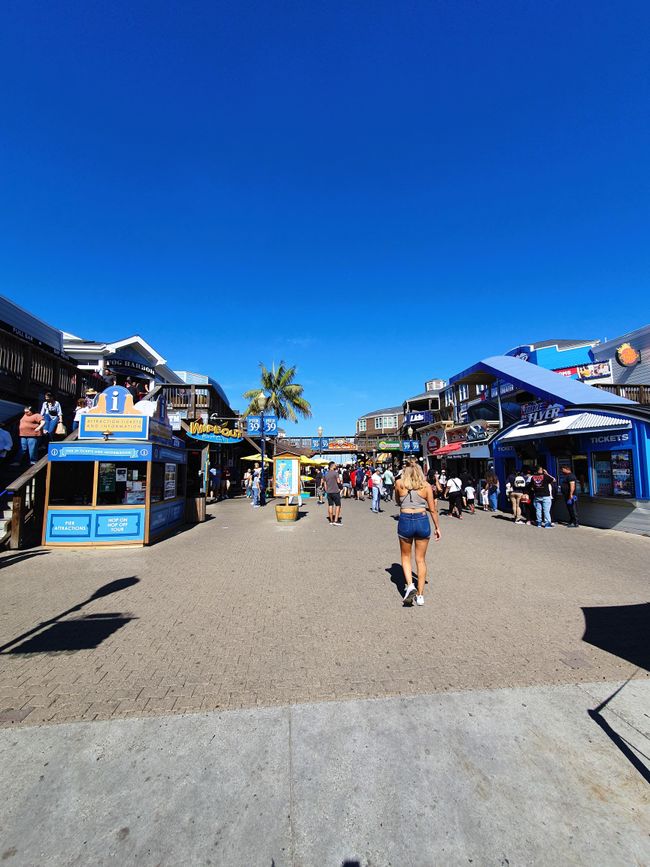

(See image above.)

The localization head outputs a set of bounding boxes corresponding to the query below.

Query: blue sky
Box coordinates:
[1,0,649,434]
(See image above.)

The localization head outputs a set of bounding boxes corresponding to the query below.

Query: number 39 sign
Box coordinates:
[246,415,279,437]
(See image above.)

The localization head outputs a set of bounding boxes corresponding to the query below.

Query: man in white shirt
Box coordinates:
[445,474,464,519]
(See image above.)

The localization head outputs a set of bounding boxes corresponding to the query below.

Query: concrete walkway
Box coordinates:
[1,496,649,864]
[1,678,648,866]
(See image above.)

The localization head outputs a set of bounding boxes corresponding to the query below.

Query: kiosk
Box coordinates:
[43,385,187,547]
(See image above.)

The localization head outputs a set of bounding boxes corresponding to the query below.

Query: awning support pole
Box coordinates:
[497,381,504,429]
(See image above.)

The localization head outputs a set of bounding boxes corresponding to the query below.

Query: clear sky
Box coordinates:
[1,0,649,434]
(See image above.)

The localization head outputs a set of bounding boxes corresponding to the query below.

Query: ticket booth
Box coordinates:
[43,385,187,547]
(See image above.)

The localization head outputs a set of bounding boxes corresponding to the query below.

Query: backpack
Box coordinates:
[342,470,351,483]
[514,474,527,490]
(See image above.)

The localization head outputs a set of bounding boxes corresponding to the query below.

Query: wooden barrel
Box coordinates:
[275,504,299,522]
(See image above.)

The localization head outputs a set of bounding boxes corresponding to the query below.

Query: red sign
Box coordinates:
[554,366,578,378]
[426,435,441,454]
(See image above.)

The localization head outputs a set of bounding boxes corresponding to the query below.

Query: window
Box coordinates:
[592,450,635,498]
[357,419,367,432]
[151,462,185,503]
[458,384,469,401]
[444,389,454,406]
[477,383,487,393]
[97,462,148,506]
[382,415,398,429]
[49,462,94,506]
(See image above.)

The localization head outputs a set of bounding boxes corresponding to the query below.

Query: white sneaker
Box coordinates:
[415,595,424,606]
[403,583,416,601]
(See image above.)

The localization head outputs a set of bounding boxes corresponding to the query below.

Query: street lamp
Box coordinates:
[317,425,323,459]
[257,391,268,506]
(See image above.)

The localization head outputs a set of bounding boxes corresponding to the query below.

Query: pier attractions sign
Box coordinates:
[187,420,243,444]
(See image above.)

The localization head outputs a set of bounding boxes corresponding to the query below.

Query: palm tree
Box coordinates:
[242,361,312,423]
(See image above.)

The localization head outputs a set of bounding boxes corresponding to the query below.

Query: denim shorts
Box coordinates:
[397,512,431,540]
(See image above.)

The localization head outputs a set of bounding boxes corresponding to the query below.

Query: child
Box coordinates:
[480,482,489,511]
[464,483,476,514]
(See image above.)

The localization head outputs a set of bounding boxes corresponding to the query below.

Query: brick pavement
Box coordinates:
[0,495,648,727]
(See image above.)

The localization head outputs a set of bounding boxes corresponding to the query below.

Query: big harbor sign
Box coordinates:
[187,420,243,444]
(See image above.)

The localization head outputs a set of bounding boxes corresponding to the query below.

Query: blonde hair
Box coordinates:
[401,462,427,491]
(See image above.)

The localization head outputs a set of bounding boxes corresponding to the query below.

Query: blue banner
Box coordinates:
[49,443,153,462]
[404,411,433,426]
[152,445,187,464]
[402,440,421,453]
[311,437,331,450]
[247,415,279,437]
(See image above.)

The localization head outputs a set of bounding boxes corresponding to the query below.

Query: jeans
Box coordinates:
[534,496,552,526]
[372,487,381,511]
[19,436,39,464]
[43,415,59,436]
[488,491,498,511]
[384,484,393,501]
[252,486,260,506]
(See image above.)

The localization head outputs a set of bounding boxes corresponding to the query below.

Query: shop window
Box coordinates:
[592,451,635,498]
[49,462,94,506]
[97,462,147,506]
[151,462,186,503]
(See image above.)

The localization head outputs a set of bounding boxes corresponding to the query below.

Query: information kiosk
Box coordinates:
[43,385,187,546]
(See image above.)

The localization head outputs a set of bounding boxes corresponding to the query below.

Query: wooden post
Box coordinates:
[10,489,23,550]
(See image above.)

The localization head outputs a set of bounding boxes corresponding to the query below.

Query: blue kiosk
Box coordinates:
[43,386,187,547]
[451,356,650,533]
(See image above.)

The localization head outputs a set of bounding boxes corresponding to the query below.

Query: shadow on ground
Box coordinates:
[582,602,650,671]
[0,576,139,654]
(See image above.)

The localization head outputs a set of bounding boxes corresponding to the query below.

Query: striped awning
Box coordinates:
[500,412,632,442]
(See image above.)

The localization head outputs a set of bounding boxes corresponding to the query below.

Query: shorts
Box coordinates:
[397,512,431,541]
[343,483,352,490]
[327,492,341,507]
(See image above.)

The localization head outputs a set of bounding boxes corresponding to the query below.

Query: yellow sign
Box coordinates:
[187,421,243,443]
[83,416,146,432]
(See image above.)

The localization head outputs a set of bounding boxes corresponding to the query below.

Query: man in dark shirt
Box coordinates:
[324,461,342,525]
[560,464,579,527]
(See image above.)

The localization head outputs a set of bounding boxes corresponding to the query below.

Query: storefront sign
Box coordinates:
[150,500,185,533]
[79,414,149,440]
[110,357,157,377]
[426,434,442,454]
[521,401,565,424]
[311,437,331,450]
[588,432,631,445]
[554,366,578,378]
[45,508,146,543]
[378,439,401,451]
[577,361,611,381]
[187,420,243,444]
[615,343,641,367]
[152,445,187,464]
[246,415,279,437]
[402,440,421,453]
[404,411,433,425]
[327,440,357,451]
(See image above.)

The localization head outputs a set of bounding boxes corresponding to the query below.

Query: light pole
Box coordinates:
[257,391,268,506]
[317,425,323,459]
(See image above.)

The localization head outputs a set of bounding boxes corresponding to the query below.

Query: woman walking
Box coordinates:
[486,472,500,512]
[395,461,441,607]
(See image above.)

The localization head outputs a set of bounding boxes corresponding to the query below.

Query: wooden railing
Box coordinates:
[594,383,650,404]
[3,429,79,550]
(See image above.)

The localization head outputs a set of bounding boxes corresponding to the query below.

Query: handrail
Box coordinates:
[5,428,78,494]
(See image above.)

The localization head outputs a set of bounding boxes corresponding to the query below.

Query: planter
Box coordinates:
[275,504,299,523]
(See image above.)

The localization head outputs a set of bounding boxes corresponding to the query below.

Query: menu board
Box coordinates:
[164,463,177,500]
[99,463,116,493]
[611,450,634,497]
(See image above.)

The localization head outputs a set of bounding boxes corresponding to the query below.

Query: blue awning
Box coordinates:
[450,355,635,407]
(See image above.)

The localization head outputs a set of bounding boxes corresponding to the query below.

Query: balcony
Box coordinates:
[593,383,650,405]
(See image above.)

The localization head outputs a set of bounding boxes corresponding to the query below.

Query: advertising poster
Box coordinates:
[274,457,300,497]
[164,463,177,500]
[99,463,116,493]
[611,451,634,497]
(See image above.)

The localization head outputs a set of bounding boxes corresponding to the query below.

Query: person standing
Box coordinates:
[243,467,253,498]
[324,461,342,525]
[395,461,441,607]
[463,481,476,514]
[507,469,528,524]
[529,465,555,528]
[371,467,384,513]
[12,407,45,466]
[251,462,261,508]
[40,393,63,439]
[382,466,395,501]
[341,466,352,498]
[560,464,579,527]
[354,464,365,501]
[486,473,500,512]
[445,472,464,518]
